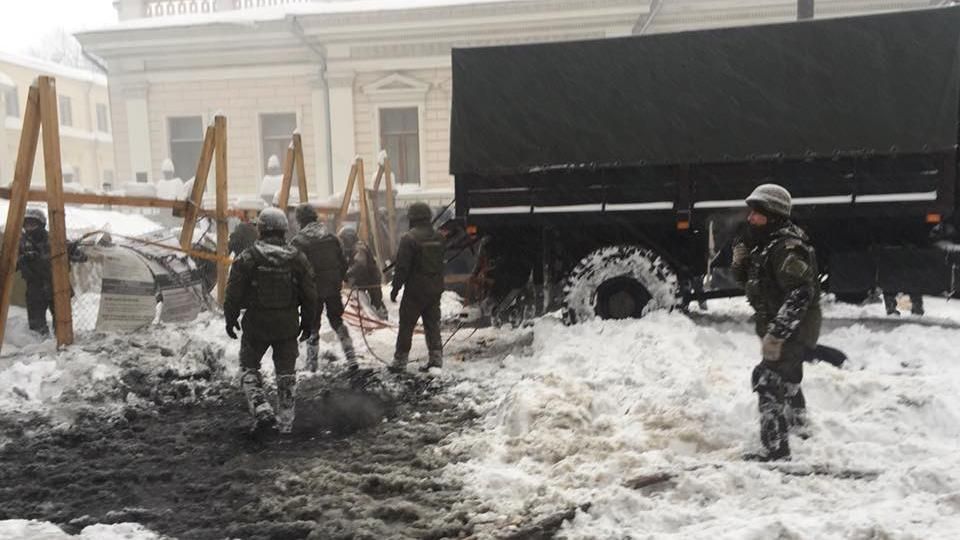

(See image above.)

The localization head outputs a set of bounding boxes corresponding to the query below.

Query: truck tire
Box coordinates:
[562,245,680,324]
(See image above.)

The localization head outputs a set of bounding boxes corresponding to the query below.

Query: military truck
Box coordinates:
[450,6,960,324]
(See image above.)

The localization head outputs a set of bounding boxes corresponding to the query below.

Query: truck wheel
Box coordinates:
[562,245,679,324]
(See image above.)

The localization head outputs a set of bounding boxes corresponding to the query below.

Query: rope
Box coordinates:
[342,284,476,365]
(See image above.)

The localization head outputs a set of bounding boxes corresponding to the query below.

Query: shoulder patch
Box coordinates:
[780,253,811,280]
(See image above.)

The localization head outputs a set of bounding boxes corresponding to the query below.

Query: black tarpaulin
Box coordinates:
[450,7,960,176]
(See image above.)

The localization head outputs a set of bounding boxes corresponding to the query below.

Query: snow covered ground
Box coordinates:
[3,291,960,538]
[442,296,960,538]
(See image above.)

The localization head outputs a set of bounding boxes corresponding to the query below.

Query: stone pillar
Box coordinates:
[123,82,153,184]
[0,75,13,185]
[310,74,333,197]
[326,70,356,195]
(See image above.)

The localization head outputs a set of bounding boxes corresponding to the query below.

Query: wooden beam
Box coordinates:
[293,133,309,203]
[37,76,74,347]
[337,160,359,228]
[179,124,216,251]
[357,159,370,245]
[214,115,229,306]
[0,86,41,355]
[366,185,385,275]
[372,162,385,193]
[278,142,295,211]
[0,187,189,210]
[384,158,397,256]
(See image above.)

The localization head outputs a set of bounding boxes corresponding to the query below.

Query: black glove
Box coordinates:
[390,287,399,303]
[298,324,312,342]
[225,319,240,339]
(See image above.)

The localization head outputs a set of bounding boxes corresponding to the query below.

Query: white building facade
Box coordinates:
[77,0,937,203]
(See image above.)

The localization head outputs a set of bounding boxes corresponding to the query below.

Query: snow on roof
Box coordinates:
[82,0,524,33]
[0,201,165,238]
[0,51,107,86]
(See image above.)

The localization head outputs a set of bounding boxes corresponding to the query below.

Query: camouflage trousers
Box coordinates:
[751,340,807,457]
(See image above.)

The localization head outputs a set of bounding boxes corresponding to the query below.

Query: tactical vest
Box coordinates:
[411,227,445,276]
[745,226,819,329]
[249,244,297,310]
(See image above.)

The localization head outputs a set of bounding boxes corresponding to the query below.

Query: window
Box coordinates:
[4,86,18,118]
[168,116,204,180]
[58,95,72,127]
[379,108,420,184]
[96,103,110,133]
[260,113,297,174]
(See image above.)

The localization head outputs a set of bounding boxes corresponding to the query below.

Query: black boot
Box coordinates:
[750,365,791,461]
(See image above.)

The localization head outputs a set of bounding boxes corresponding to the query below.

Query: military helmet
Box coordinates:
[338,225,358,244]
[257,207,289,234]
[295,203,318,226]
[24,207,47,227]
[407,202,432,223]
[746,183,792,218]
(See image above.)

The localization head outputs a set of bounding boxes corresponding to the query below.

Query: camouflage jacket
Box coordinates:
[224,237,317,341]
[289,222,346,298]
[392,224,445,301]
[734,222,822,346]
[17,228,86,286]
[346,241,382,287]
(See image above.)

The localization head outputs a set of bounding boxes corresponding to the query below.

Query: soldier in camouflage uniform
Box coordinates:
[732,183,821,461]
[17,207,85,337]
[290,203,357,372]
[224,207,317,434]
[339,226,388,320]
[389,202,446,373]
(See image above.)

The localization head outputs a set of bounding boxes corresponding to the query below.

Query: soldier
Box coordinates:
[289,203,357,372]
[732,183,821,462]
[339,226,388,320]
[16,207,85,337]
[228,220,258,257]
[224,207,317,434]
[389,202,446,373]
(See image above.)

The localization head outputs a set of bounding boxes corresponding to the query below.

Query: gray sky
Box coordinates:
[0,0,117,55]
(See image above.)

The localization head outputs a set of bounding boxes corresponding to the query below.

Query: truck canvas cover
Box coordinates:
[450,7,960,177]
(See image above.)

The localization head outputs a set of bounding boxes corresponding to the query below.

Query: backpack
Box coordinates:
[250,245,296,310]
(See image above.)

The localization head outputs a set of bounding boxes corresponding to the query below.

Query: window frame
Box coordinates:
[96,103,110,133]
[377,106,423,185]
[58,95,72,127]
[3,85,18,118]
[257,111,300,176]
[166,115,205,181]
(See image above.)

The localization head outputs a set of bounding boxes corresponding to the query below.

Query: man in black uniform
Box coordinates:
[732,184,822,461]
[228,220,258,257]
[339,226,388,320]
[289,203,356,372]
[389,202,446,373]
[17,207,85,337]
[224,207,316,434]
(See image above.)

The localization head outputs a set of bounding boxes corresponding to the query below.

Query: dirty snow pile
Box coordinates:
[444,298,960,538]
[0,311,235,418]
[0,520,162,540]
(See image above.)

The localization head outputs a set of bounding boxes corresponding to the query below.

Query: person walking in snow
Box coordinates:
[289,203,357,372]
[339,226,389,320]
[732,183,822,461]
[389,202,446,373]
[224,207,317,434]
[228,220,258,257]
[17,207,85,337]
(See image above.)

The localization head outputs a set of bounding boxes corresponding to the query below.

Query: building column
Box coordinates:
[326,71,356,195]
[310,74,332,197]
[123,82,153,184]
[0,83,9,184]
